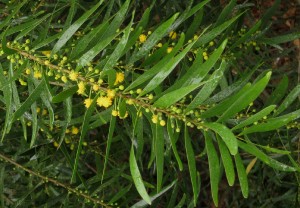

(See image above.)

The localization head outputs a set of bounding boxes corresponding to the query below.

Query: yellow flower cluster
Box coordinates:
[77,81,85,95]
[69,70,78,81]
[169,31,177,40]
[84,98,93,108]
[97,96,112,108]
[114,72,124,85]
[139,34,147,43]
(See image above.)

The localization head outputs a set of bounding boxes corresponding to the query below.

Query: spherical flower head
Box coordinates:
[77,81,86,95]
[160,120,166,126]
[69,70,78,81]
[107,89,116,98]
[84,98,93,108]
[33,71,42,79]
[169,31,177,40]
[139,34,147,43]
[167,47,173,53]
[25,68,31,75]
[114,72,125,85]
[71,126,79,135]
[92,84,99,91]
[112,110,118,117]
[151,115,158,124]
[61,75,68,83]
[97,96,112,108]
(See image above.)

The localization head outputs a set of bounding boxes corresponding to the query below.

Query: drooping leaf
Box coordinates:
[234,153,249,198]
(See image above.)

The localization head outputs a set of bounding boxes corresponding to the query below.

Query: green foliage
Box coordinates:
[0,0,299,207]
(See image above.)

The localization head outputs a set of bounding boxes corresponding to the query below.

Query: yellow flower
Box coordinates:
[92,84,99,91]
[69,70,78,81]
[114,72,124,85]
[97,96,112,108]
[77,81,85,95]
[61,75,68,83]
[112,110,118,117]
[169,31,177,40]
[139,34,147,43]
[71,126,79,135]
[157,43,163,48]
[107,89,116,98]
[33,71,42,79]
[151,115,158,124]
[167,47,173,53]
[25,68,31,75]
[160,120,166,126]
[84,98,93,108]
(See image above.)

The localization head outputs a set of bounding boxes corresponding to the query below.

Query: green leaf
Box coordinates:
[129,13,179,64]
[102,115,116,182]
[265,75,289,106]
[131,180,176,208]
[71,95,99,183]
[125,34,185,92]
[154,84,199,108]
[0,1,28,32]
[52,86,78,103]
[140,39,196,96]
[214,0,236,27]
[102,13,134,72]
[202,122,238,155]
[165,39,227,95]
[194,13,242,47]
[184,126,198,206]
[167,119,183,171]
[229,20,262,50]
[186,9,203,40]
[52,0,103,55]
[11,79,46,123]
[28,78,38,147]
[275,84,300,115]
[260,31,300,44]
[217,136,235,186]
[217,71,272,122]
[78,0,130,67]
[59,95,72,148]
[234,153,249,198]
[186,59,228,111]
[154,124,165,192]
[232,105,276,131]
[130,146,152,205]
[204,131,220,207]
[240,109,300,135]
[169,0,210,32]
[238,140,296,172]
[2,28,16,55]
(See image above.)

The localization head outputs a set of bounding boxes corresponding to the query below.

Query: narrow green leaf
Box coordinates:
[260,31,300,44]
[129,13,179,64]
[52,0,103,55]
[217,71,272,122]
[59,96,72,148]
[102,115,116,182]
[241,109,300,135]
[103,13,134,72]
[204,131,220,207]
[229,20,262,50]
[167,119,183,171]
[202,122,238,155]
[234,153,249,198]
[169,0,210,32]
[184,126,198,206]
[15,13,51,40]
[156,124,164,192]
[232,105,276,131]
[217,136,235,186]
[131,180,177,208]
[78,0,130,67]
[186,59,228,111]
[214,0,236,27]
[28,78,38,147]
[71,95,99,183]
[194,14,242,47]
[140,39,196,96]
[154,84,199,108]
[238,140,296,172]
[125,34,185,92]
[108,184,132,204]
[265,75,289,106]
[2,28,16,55]
[186,9,203,40]
[165,39,227,95]
[130,146,152,205]
[11,80,46,123]
[52,86,78,103]
[275,84,300,115]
